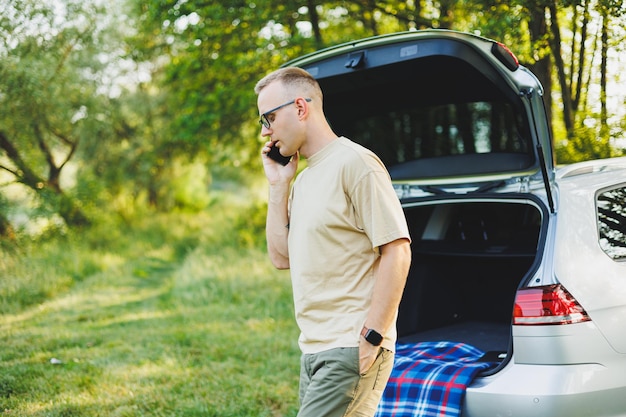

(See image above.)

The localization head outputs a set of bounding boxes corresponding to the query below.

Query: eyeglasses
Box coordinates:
[259,98,312,129]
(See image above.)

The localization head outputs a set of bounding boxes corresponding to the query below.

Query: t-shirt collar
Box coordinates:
[307,136,345,168]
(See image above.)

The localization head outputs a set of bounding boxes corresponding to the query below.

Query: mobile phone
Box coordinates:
[267,143,292,166]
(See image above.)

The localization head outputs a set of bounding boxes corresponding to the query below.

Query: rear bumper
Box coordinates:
[463,361,626,417]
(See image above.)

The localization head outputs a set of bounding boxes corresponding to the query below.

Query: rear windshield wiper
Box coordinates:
[419,180,505,195]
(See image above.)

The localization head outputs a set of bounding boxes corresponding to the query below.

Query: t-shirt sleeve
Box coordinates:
[349,165,411,250]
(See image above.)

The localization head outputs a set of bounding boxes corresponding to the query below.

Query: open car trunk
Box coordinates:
[396,198,545,364]
[286,30,554,371]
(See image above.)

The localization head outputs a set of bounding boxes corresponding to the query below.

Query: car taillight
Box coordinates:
[513,284,591,325]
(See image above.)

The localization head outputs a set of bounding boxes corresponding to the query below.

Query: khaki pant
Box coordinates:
[297,346,393,417]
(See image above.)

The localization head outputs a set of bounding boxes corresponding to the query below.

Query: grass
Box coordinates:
[0,195,300,416]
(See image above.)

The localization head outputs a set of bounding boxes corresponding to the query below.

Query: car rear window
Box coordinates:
[332,100,532,179]
[315,51,535,179]
[597,185,626,261]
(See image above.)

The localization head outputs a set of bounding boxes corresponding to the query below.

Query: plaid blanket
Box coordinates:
[375,341,494,417]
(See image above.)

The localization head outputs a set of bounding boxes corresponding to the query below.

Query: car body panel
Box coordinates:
[465,362,626,417]
[513,321,619,364]
[468,322,626,416]
[553,157,626,353]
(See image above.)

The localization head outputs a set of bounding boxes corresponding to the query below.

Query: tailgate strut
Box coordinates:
[520,88,555,214]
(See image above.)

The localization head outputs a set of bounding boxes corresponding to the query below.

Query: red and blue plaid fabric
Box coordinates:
[375,341,494,417]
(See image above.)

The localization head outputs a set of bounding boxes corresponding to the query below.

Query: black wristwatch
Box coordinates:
[360,326,383,346]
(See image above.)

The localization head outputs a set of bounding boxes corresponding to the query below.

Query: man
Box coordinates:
[255,67,411,417]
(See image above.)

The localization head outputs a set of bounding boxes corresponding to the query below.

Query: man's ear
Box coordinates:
[295,97,309,119]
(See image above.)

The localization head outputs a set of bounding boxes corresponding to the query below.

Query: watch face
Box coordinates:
[366,329,383,346]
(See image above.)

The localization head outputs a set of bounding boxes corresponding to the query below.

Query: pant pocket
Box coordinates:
[371,348,393,391]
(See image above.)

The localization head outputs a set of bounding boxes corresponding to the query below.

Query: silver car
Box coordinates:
[287,30,626,416]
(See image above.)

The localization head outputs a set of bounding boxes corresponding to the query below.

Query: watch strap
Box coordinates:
[360,326,383,346]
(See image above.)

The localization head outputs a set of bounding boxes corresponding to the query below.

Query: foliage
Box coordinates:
[232,199,270,250]
[555,124,614,163]
[1,0,625,235]
[129,0,626,170]
[125,0,472,173]
[0,0,114,227]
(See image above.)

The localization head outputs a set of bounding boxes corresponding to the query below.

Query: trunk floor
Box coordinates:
[398,321,510,353]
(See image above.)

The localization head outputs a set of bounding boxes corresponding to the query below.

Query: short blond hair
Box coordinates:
[254,67,323,102]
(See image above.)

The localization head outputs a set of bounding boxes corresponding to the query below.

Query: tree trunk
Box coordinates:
[600,11,608,129]
[438,0,455,29]
[307,0,323,48]
[0,212,16,240]
[598,10,612,157]
[0,131,90,228]
[527,4,553,136]
[547,1,575,137]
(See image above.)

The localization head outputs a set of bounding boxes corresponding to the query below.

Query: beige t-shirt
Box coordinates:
[288,137,410,354]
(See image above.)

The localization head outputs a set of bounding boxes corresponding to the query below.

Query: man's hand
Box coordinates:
[262,141,298,185]
[359,338,380,374]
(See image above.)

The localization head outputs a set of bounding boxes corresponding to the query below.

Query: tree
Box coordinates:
[4,0,624,239]
[544,0,625,161]
[126,0,451,176]
[0,0,114,230]
[128,0,626,177]
[0,194,15,240]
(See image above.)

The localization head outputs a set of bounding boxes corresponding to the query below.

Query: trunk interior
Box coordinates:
[397,199,543,364]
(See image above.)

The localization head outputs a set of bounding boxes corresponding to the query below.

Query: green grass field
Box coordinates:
[0,197,300,416]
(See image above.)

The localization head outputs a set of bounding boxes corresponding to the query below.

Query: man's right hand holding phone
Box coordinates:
[262,141,298,186]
